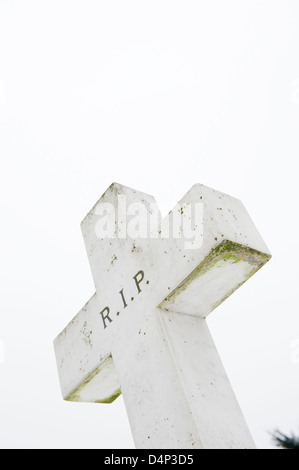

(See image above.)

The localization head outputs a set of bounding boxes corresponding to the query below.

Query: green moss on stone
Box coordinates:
[94,388,121,404]
[65,355,122,405]
[158,239,271,310]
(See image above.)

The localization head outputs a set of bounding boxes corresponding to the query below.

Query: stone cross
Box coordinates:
[54,183,271,449]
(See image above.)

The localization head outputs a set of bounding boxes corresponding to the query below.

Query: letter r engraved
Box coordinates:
[99,307,113,329]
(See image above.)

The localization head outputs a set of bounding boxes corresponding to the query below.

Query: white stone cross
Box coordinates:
[54,183,271,449]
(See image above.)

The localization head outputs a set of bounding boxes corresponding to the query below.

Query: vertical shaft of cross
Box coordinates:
[159,311,256,449]
[110,307,203,449]
[110,306,255,449]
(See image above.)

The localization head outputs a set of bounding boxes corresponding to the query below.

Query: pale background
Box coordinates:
[0,0,298,449]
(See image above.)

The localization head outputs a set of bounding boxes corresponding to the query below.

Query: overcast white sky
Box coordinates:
[0,0,299,449]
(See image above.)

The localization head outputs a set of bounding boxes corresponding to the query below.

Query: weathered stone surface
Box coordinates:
[54,183,271,449]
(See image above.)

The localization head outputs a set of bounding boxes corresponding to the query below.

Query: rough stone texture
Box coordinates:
[54,183,271,449]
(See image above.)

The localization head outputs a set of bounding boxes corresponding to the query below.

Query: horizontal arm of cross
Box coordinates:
[54,293,120,403]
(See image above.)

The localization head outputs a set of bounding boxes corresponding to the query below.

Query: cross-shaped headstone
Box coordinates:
[54,183,271,449]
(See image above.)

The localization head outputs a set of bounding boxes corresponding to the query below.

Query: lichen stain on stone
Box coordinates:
[65,355,121,404]
[111,254,118,265]
[80,321,93,348]
[131,242,142,253]
[158,239,271,311]
[94,388,121,404]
